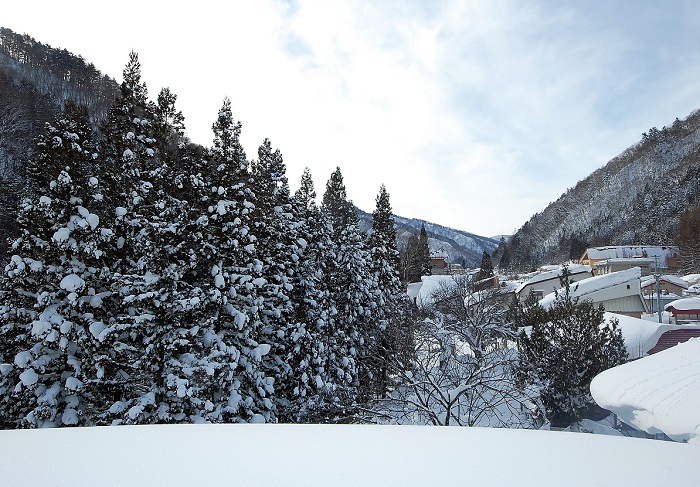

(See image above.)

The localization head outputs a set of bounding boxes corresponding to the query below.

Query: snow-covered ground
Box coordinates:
[591,338,700,444]
[0,424,698,486]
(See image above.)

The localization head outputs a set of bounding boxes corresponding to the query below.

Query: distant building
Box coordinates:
[641,275,689,313]
[664,298,700,324]
[430,247,449,275]
[515,264,593,302]
[540,267,648,318]
[579,246,680,276]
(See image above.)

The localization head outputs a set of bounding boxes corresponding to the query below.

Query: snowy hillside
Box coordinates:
[1,424,698,486]
[357,208,499,267]
[505,109,700,269]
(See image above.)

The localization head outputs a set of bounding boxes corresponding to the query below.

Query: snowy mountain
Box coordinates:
[503,109,700,270]
[356,207,499,267]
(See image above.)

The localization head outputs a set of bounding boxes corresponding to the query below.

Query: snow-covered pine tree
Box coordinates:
[83,53,204,424]
[418,224,431,277]
[366,185,413,397]
[0,101,108,427]
[321,167,378,404]
[516,271,628,427]
[192,99,276,423]
[475,251,494,282]
[153,87,186,161]
[276,168,356,421]
[249,138,302,415]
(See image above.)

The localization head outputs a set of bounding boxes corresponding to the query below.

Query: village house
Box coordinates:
[579,246,680,276]
[515,264,593,302]
[640,274,689,313]
[540,267,648,318]
[664,297,700,324]
[429,248,449,275]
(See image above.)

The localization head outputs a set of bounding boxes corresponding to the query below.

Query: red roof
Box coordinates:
[648,330,700,355]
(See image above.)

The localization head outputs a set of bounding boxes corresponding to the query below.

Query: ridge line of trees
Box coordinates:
[0,52,412,427]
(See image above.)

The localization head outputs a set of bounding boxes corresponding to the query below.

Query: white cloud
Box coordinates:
[4,0,700,237]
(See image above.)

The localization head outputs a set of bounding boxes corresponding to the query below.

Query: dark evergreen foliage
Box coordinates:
[0,50,410,428]
[515,271,628,427]
[366,185,413,397]
[474,251,494,282]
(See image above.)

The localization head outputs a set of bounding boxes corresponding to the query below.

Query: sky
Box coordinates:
[4,1,700,237]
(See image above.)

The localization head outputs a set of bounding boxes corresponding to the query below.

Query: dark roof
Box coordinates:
[648,330,700,355]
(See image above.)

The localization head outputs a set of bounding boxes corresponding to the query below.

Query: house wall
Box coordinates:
[642,282,685,297]
[598,296,648,318]
[583,281,642,303]
[672,313,700,324]
[577,279,647,317]
[594,261,652,276]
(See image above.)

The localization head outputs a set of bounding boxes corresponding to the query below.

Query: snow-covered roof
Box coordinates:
[1,423,699,485]
[539,267,641,309]
[664,297,700,313]
[687,284,700,294]
[597,257,653,264]
[640,274,689,290]
[606,312,700,359]
[416,275,456,304]
[583,246,679,267]
[515,264,592,295]
[430,247,448,259]
[591,338,700,443]
[681,274,700,286]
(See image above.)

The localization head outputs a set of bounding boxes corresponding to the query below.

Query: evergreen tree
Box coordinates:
[281,169,355,421]
[516,270,627,427]
[295,167,316,209]
[153,87,186,158]
[0,102,107,427]
[249,138,301,416]
[189,99,275,423]
[494,236,510,271]
[676,203,700,274]
[366,185,413,397]
[475,251,494,282]
[321,167,378,404]
[418,224,431,276]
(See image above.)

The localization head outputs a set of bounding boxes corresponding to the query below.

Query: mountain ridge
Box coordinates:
[357,208,499,267]
[501,109,700,271]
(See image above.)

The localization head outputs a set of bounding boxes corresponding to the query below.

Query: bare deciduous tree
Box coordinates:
[365,276,541,427]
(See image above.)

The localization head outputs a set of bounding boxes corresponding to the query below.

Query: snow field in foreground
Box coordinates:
[0,423,698,486]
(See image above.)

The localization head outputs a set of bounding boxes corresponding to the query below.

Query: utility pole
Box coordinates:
[654,255,662,324]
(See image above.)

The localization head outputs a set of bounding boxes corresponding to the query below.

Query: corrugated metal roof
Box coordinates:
[648,331,700,355]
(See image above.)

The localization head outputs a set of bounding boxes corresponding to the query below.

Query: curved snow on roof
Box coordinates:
[591,338,700,443]
[681,274,700,286]
[539,267,641,309]
[515,264,592,295]
[664,297,700,313]
[585,246,679,267]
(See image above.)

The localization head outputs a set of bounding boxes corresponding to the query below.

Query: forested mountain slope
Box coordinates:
[357,208,499,267]
[0,28,120,257]
[501,110,700,271]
